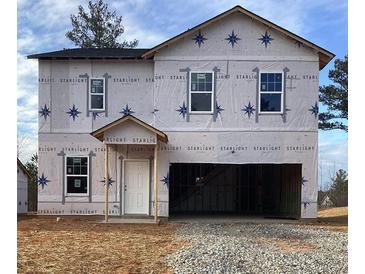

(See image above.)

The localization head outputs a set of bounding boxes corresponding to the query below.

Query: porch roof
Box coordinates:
[90,115,168,143]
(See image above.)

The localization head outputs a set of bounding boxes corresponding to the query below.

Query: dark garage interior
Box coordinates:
[169,163,302,219]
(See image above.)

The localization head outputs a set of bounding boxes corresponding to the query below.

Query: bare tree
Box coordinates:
[17,135,29,159]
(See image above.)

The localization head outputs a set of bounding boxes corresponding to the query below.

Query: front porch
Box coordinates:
[99,216,157,224]
[91,114,168,223]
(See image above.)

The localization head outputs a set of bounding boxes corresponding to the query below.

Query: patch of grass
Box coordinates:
[318,207,348,219]
[304,207,348,232]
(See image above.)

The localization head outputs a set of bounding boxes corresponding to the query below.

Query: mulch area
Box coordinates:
[17,216,187,274]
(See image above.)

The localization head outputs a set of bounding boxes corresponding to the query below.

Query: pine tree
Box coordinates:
[66,0,138,48]
[25,154,38,212]
[319,55,348,131]
[329,169,348,207]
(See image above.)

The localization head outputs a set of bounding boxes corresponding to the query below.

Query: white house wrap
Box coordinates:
[29,6,334,219]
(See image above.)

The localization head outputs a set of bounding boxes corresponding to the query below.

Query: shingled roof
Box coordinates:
[27,48,150,60]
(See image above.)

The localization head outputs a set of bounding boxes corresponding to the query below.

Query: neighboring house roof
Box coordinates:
[27,5,334,69]
[91,114,168,143]
[17,158,31,180]
[142,5,335,70]
[320,194,334,206]
[27,48,150,60]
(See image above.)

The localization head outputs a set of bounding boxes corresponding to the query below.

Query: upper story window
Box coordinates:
[189,72,214,113]
[89,78,105,111]
[65,156,89,196]
[259,72,283,113]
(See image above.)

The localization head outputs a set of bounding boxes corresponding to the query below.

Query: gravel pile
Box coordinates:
[165,223,347,274]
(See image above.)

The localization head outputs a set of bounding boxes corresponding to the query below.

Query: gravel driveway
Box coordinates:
[165,223,347,274]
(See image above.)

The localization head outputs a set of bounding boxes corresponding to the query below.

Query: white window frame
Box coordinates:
[89,77,106,112]
[258,71,284,114]
[189,71,215,114]
[65,155,89,196]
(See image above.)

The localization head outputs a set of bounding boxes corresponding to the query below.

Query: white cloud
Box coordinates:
[17,50,38,162]
[18,0,84,31]
[17,54,37,79]
[17,132,38,163]
[122,16,168,48]
[108,0,167,47]
[318,130,348,190]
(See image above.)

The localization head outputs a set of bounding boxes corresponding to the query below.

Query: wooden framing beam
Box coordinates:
[154,145,158,223]
[104,144,109,223]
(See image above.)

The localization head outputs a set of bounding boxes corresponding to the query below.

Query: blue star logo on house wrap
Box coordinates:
[242,102,255,118]
[38,173,50,189]
[192,30,207,47]
[225,30,240,47]
[39,104,51,120]
[176,102,188,119]
[259,30,274,48]
[152,108,159,114]
[215,101,224,115]
[160,173,170,187]
[92,112,100,120]
[66,104,81,121]
[309,102,319,118]
[120,104,134,117]
[303,201,310,209]
[101,176,115,187]
[301,177,308,186]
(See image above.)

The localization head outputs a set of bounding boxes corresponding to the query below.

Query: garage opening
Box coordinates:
[169,163,302,219]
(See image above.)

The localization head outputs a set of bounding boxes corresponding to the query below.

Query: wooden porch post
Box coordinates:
[104,143,109,223]
[154,144,158,223]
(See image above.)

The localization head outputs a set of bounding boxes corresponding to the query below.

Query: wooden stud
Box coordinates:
[104,143,109,223]
[153,145,158,223]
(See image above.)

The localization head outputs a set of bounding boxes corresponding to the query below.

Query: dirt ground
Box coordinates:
[17,216,187,274]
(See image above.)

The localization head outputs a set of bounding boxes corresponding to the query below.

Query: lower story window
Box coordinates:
[66,156,88,195]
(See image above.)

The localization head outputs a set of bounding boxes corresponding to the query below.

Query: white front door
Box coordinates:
[124,160,149,215]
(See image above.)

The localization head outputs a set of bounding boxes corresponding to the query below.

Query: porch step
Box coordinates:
[100,217,157,224]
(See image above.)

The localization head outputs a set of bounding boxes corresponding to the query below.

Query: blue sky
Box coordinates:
[17,0,348,188]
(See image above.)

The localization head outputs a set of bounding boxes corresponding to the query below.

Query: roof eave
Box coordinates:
[27,48,152,60]
[17,158,31,179]
[27,56,148,60]
[90,115,168,144]
[319,52,336,70]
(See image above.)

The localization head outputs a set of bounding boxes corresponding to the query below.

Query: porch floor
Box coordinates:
[100,217,157,224]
